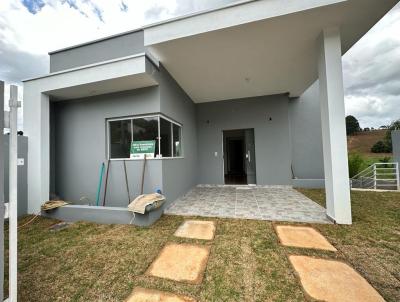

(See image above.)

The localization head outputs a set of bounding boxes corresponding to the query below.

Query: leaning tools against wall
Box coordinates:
[102,159,111,206]
[96,162,105,206]
[123,160,131,204]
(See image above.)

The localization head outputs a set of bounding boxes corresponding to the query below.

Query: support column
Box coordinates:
[24,83,50,214]
[318,27,352,224]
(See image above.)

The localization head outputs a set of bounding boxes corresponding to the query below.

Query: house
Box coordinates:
[23,0,399,225]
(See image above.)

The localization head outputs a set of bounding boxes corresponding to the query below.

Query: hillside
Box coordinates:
[347,129,392,158]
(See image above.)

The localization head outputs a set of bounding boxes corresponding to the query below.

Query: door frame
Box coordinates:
[222,128,256,185]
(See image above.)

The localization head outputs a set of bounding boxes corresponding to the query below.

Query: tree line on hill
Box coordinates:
[346,115,400,153]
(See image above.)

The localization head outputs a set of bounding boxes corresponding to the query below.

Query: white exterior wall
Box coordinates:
[318,27,352,224]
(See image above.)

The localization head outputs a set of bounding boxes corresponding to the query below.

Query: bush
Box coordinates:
[371,141,391,153]
[348,153,365,177]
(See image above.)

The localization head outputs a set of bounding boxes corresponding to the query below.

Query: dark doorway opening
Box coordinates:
[223,129,256,185]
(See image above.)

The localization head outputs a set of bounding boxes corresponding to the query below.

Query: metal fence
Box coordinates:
[351,162,400,191]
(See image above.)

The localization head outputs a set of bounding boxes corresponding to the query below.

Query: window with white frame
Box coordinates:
[108,114,182,159]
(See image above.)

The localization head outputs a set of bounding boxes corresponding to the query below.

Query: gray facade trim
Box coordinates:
[392,130,400,165]
[24,53,146,82]
[48,29,144,55]
[292,178,325,189]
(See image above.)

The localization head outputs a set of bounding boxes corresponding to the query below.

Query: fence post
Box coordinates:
[396,163,400,191]
[8,85,20,302]
[373,164,377,190]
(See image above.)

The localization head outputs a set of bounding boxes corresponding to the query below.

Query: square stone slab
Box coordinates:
[126,287,196,302]
[174,220,216,240]
[147,243,210,284]
[275,225,337,251]
[289,256,385,302]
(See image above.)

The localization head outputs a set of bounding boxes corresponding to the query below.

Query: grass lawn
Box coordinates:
[4,189,400,301]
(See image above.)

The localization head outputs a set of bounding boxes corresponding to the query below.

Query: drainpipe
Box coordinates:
[8,85,20,302]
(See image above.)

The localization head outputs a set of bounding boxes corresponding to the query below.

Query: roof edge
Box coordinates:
[23,53,146,82]
[48,0,256,55]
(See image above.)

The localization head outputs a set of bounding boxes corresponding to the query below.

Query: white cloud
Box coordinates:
[343,3,400,128]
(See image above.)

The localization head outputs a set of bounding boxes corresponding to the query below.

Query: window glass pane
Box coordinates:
[160,118,172,157]
[132,117,159,157]
[109,120,131,159]
[173,124,182,157]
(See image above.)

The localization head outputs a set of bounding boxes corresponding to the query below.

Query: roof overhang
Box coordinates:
[144,0,399,103]
[23,53,158,100]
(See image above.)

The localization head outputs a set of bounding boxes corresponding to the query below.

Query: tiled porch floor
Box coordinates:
[165,185,331,224]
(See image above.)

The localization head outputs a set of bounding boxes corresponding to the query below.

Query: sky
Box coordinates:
[0,0,399,130]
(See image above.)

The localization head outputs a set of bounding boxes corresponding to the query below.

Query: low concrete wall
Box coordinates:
[42,204,165,227]
[292,178,325,189]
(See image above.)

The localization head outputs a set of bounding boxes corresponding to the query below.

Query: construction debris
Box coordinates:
[128,193,165,214]
[41,200,69,211]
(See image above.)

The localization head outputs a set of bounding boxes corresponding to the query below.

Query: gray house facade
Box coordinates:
[23,0,399,225]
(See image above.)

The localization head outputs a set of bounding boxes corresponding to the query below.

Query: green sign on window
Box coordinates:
[130,140,156,159]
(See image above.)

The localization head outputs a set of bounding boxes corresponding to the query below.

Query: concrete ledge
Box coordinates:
[292,179,325,189]
[41,204,165,227]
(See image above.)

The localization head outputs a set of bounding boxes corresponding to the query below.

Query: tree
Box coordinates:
[346,115,361,136]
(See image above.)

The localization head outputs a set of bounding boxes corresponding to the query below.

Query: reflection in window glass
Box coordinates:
[109,120,132,159]
[108,115,182,159]
[173,123,182,157]
[132,117,159,158]
[160,118,172,157]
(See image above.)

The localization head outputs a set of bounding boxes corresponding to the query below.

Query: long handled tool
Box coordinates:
[123,160,131,204]
[140,154,147,195]
[96,162,105,206]
[102,159,111,206]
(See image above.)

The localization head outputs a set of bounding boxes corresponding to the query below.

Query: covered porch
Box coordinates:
[166,185,330,224]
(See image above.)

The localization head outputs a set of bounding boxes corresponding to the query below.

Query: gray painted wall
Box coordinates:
[51,65,199,208]
[50,30,145,72]
[392,130,400,166]
[52,86,163,207]
[0,81,4,301]
[3,136,28,216]
[196,95,292,185]
[49,66,326,213]
[289,81,325,180]
[158,65,198,204]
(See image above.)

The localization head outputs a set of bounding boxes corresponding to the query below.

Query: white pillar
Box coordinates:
[318,27,352,224]
[24,83,50,214]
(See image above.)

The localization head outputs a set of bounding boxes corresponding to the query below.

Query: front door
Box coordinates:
[223,129,256,185]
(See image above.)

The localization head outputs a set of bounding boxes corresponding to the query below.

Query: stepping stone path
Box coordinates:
[128,220,215,301]
[275,225,385,302]
[126,287,196,302]
[289,256,385,302]
[275,225,337,251]
[146,243,210,284]
[174,220,216,240]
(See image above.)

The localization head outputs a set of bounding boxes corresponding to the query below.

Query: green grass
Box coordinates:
[4,189,400,301]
